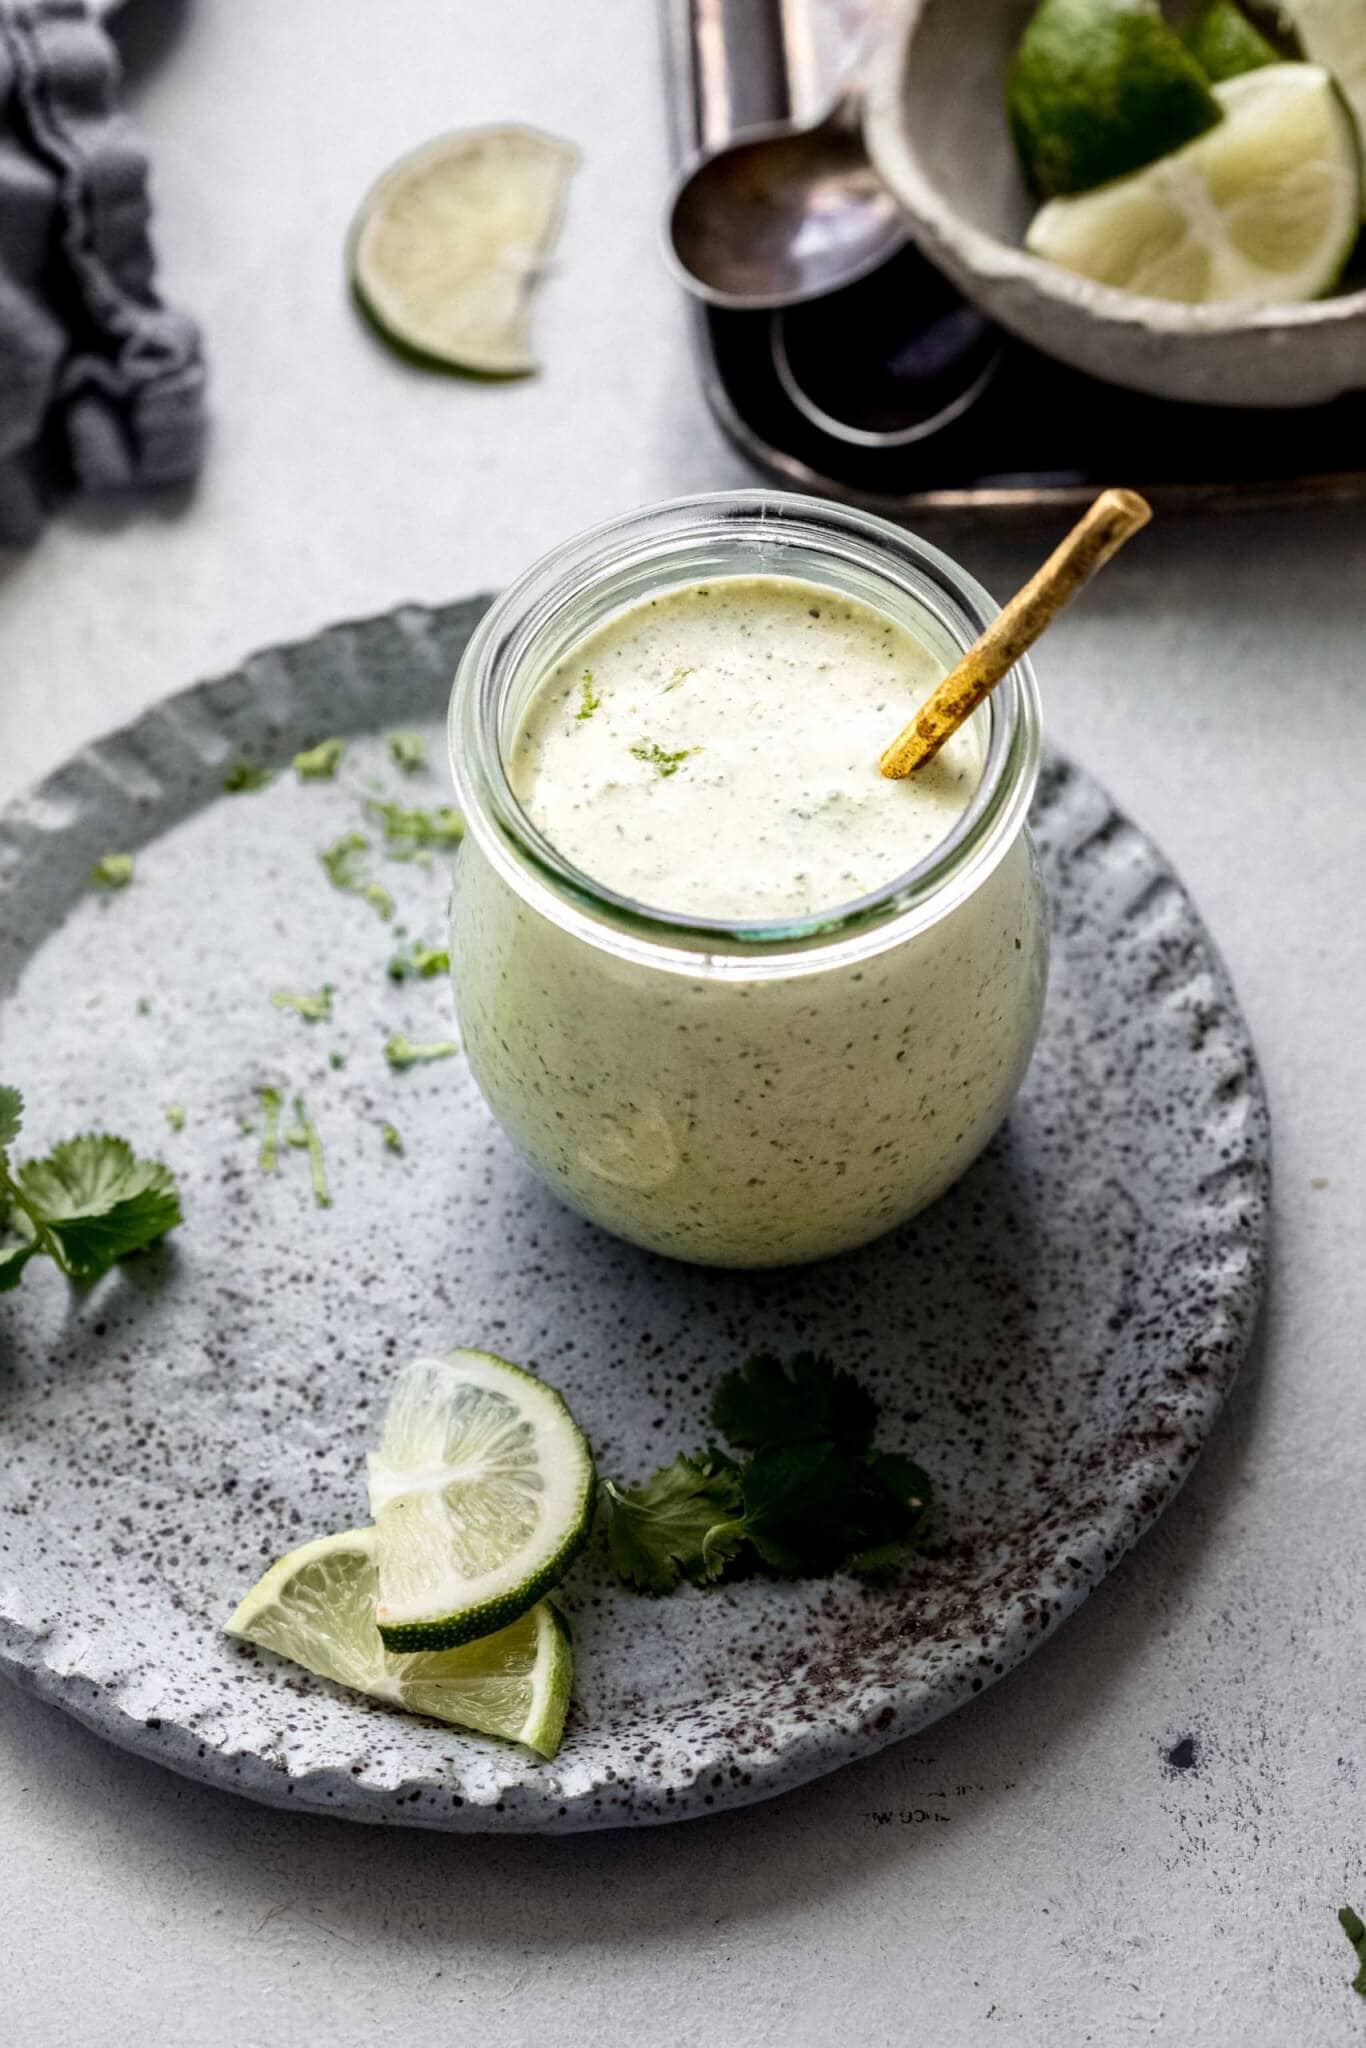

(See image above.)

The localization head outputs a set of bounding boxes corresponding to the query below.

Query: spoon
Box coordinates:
[665,89,906,311]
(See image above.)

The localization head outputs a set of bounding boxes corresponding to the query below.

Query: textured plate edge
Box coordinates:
[0,603,1271,1833]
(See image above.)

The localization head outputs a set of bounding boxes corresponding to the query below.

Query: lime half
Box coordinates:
[1026,63,1361,302]
[368,1349,595,1652]
[351,124,578,375]
[1278,0,1366,208]
[226,1528,573,1757]
[1008,0,1222,197]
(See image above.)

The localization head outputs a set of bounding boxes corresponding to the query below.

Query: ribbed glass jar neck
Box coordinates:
[449,491,1041,974]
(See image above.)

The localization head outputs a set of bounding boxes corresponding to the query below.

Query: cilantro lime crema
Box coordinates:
[449,571,1048,1266]
[509,576,981,922]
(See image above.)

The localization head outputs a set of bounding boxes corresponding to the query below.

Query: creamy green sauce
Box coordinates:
[452,570,1045,1266]
[510,576,983,921]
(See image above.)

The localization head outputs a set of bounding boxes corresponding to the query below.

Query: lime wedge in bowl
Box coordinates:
[226,1529,573,1757]
[1277,0,1366,208]
[1008,0,1223,198]
[350,124,578,375]
[368,1349,595,1652]
[1026,63,1361,303]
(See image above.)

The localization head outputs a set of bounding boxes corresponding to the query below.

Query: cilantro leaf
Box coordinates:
[271,985,334,1022]
[223,761,273,794]
[848,1454,936,1575]
[712,1350,877,1456]
[386,941,450,983]
[383,1033,460,1071]
[16,1136,181,1278]
[387,730,428,773]
[600,1455,744,1594]
[380,1121,404,1155]
[0,1207,37,1292]
[293,738,346,781]
[739,1443,932,1576]
[0,1085,21,1150]
[364,799,464,858]
[91,853,134,891]
[738,1444,874,1573]
[1341,1907,1366,1997]
[319,834,394,921]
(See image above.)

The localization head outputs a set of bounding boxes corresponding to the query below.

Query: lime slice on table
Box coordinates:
[1183,0,1281,82]
[1008,0,1222,198]
[350,124,578,376]
[1026,63,1361,302]
[226,1528,573,1757]
[1277,0,1366,206]
[367,1349,595,1652]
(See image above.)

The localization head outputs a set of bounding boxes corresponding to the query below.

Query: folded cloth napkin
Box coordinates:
[0,0,205,543]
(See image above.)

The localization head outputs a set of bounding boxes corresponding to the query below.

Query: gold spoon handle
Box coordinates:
[879,488,1152,780]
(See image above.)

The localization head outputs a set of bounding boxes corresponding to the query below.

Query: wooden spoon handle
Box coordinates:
[879,488,1152,779]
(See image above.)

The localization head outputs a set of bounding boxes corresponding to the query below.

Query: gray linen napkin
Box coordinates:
[0,0,205,543]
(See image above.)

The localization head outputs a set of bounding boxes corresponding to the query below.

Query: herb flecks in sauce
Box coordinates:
[575,671,602,721]
[630,739,700,778]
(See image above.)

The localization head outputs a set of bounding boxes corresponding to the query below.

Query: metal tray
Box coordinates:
[661,0,1366,520]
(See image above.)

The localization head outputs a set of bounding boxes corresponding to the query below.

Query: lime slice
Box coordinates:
[1008,0,1222,198]
[1277,0,1366,206]
[367,1349,595,1651]
[1026,63,1361,302]
[1184,0,1281,81]
[350,124,578,376]
[226,1529,573,1757]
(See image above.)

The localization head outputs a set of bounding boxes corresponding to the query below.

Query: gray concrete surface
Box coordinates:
[1,3,1363,2042]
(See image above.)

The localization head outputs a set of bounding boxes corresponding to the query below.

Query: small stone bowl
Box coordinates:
[863,0,1366,408]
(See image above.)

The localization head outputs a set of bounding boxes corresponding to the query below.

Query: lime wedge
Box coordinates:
[226,1529,573,1757]
[1184,0,1281,81]
[1026,63,1361,302]
[1277,0,1366,207]
[350,124,578,376]
[1008,0,1222,198]
[368,1349,595,1652]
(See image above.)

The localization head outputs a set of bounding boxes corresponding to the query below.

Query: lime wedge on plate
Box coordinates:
[226,1528,573,1757]
[368,1349,595,1652]
[350,124,578,375]
[1183,0,1281,80]
[1277,0,1366,206]
[1008,0,1223,197]
[1026,63,1361,302]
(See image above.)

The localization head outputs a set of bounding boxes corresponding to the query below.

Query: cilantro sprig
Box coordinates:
[1341,1907,1366,1998]
[0,1086,182,1290]
[599,1353,934,1593]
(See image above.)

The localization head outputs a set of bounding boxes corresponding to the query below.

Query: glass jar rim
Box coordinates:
[448,490,1041,971]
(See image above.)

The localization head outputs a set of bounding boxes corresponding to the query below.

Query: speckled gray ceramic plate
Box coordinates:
[0,600,1268,1833]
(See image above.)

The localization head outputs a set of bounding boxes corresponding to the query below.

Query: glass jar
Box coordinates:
[447,491,1047,1269]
